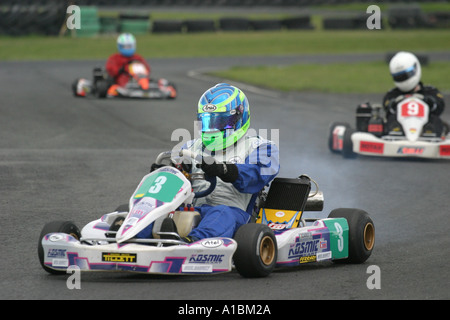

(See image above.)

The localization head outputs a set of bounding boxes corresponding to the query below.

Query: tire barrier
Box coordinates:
[281,16,314,30]
[184,19,216,33]
[0,4,66,36]
[152,20,184,33]
[323,15,371,30]
[219,18,251,31]
[387,6,434,29]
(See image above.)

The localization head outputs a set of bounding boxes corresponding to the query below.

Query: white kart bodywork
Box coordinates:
[330,97,450,159]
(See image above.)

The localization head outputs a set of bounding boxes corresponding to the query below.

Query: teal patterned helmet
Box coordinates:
[197,83,250,151]
[117,33,136,57]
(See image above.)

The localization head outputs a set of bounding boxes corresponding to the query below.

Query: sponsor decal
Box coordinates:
[397,146,424,155]
[440,145,450,156]
[102,252,137,263]
[202,104,217,112]
[288,238,324,259]
[360,141,384,154]
[201,239,223,248]
[299,255,316,264]
[316,251,332,261]
[47,249,66,258]
[48,234,65,242]
[182,264,213,273]
[268,222,287,230]
[52,259,69,267]
[189,254,224,263]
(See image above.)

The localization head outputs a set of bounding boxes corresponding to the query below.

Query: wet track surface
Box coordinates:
[1,54,449,300]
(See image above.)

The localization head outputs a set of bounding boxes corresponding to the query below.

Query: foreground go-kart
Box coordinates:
[72,61,177,99]
[38,150,375,278]
[329,95,450,159]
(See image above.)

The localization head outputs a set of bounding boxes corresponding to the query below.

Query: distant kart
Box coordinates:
[329,95,450,159]
[72,61,177,99]
[38,150,375,278]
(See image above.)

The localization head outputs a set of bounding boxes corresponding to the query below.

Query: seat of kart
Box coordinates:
[261,176,312,212]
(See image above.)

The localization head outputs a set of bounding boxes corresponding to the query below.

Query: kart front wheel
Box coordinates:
[233,223,277,278]
[38,221,81,275]
[328,208,375,264]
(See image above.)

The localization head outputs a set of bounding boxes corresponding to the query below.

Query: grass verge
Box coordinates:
[210,61,450,94]
[0,29,449,61]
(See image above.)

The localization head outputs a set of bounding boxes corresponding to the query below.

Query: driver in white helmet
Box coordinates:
[383,51,446,136]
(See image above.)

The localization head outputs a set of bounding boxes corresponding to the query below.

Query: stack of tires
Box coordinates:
[0,4,66,36]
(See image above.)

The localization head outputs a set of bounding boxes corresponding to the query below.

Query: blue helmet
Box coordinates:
[117,33,136,57]
[197,83,250,151]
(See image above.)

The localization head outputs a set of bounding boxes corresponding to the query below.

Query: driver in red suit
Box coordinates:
[105,33,151,93]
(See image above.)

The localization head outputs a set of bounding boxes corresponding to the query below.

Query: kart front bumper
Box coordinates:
[41,233,236,275]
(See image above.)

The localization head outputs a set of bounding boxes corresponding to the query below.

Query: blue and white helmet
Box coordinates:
[117,33,136,57]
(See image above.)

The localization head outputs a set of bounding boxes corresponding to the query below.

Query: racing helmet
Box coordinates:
[389,51,422,92]
[197,83,250,151]
[117,33,136,57]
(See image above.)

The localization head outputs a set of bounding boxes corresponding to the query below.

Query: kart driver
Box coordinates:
[141,83,280,242]
[383,51,446,136]
[105,33,151,92]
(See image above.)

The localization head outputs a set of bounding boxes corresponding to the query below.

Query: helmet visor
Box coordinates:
[197,111,241,133]
[392,63,417,82]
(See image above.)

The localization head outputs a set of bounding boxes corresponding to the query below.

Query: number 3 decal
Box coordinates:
[149,176,167,194]
[334,222,344,252]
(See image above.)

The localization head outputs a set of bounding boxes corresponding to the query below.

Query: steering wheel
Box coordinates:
[154,150,217,198]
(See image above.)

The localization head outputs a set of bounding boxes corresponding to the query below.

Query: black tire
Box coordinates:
[234,223,277,278]
[72,79,80,97]
[328,208,375,264]
[342,127,357,158]
[95,79,109,98]
[38,221,81,275]
[328,122,350,153]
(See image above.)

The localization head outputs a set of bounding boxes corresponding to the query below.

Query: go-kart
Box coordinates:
[72,61,177,99]
[329,95,450,159]
[38,150,375,278]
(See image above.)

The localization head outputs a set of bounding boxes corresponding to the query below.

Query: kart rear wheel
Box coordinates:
[38,221,81,275]
[233,223,277,278]
[328,208,375,264]
[95,79,109,98]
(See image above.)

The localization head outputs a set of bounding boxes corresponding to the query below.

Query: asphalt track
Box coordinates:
[1,53,449,301]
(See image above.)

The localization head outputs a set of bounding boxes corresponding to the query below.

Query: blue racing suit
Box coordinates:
[136,133,279,240]
[187,134,279,239]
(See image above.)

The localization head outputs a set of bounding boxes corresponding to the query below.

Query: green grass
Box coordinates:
[210,61,450,94]
[1,29,449,61]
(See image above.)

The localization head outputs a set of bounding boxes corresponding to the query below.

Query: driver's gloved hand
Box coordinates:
[200,157,238,183]
[150,163,165,172]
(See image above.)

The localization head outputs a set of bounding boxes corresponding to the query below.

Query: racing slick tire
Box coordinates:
[342,127,357,159]
[328,122,350,153]
[328,208,375,264]
[38,221,81,275]
[233,223,277,278]
[95,79,109,98]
